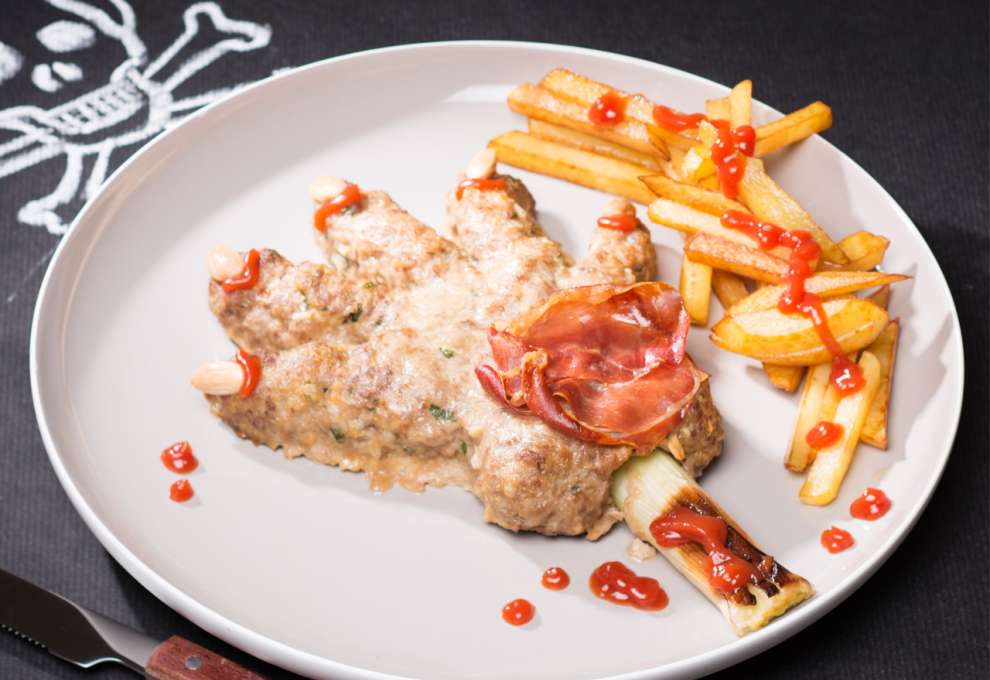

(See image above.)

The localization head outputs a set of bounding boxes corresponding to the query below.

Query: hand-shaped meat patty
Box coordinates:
[193,150,722,537]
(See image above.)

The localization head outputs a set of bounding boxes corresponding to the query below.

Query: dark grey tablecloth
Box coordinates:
[2,1,986,678]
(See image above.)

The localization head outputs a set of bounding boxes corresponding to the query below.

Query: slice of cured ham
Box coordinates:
[476,283,705,448]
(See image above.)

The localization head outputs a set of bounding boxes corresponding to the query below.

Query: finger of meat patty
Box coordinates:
[205,336,474,492]
[315,189,459,291]
[209,249,387,353]
[560,219,658,287]
[444,174,569,323]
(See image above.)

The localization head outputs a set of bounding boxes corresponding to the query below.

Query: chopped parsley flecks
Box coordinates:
[331,427,345,443]
[429,404,455,421]
[440,347,455,359]
[343,305,363,323]
[460,441,468,455]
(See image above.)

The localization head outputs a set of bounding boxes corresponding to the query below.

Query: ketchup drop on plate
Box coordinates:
[541,567,570,590]
[501,598,535,626]
[160,441,198,474]
[589,561,668,611]
[821,526,854,553]
[850,487,891,520]
[169,479,194,503]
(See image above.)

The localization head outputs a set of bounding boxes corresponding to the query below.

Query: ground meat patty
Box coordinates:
[204,170,723,538]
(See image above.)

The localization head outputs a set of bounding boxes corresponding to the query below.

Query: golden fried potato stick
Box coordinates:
[489,131,655,204]
[860,319,899,449]
[800,352,882,505]
[710,298,889,366]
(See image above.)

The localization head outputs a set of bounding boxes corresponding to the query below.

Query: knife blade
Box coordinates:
[0,568,264,678]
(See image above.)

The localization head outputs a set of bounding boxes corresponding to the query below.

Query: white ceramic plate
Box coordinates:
[31,42,963,680]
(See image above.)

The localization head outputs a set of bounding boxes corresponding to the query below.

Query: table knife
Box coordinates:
[0,567,264,679]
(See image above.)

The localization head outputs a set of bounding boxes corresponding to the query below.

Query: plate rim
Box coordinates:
[28,40,966,680]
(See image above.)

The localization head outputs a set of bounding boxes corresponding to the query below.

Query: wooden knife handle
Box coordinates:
[145,636,265,680]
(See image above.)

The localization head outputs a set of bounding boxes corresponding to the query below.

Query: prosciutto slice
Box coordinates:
[476,283,705,448]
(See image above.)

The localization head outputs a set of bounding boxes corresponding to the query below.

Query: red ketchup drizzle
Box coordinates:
[234,348,262,398]
[221,249,261,293]
[160,441,198,474]
[650,507,757,595]
[541,567,570,590]
[709,121,745,199]
[313,183,362,231]
[589,91,628,126]
[589,561,668,611]
[806,421,844,449]
[652,105,706,132]
[455,178,506,199]
[850,487,892,520]
[169,479,194,503]
[821,526,854,553]
[501,598,535,626]
[720,210,865,394]
[597,214,638,232]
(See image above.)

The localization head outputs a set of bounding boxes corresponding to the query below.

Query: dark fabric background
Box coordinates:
[1,1,987,678]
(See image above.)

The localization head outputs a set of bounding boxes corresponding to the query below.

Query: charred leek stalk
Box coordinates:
[612,450,814,635]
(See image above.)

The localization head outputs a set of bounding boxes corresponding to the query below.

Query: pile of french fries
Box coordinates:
[490,69,905,506]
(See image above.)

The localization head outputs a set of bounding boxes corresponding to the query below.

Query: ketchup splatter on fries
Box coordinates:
[721,210,866,395]
[589,561,668,610]
[650,507,757,595]
[588,91,628,126]
[234,347,262,399]
[541,566,570,590]
[652,105,706,132]
[596,214,638,232]
[221,248,261,293]
[806,421,843,449]
[501,598,535,626]
[313,183,362,231]
[456,177,507,199]
[821,526,854,553]
[850,488,891,520]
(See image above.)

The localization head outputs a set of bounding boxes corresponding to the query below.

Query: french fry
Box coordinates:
[729,80,752,127]
[698,174,720,191]
[684,232,789,283]
[800,351,883,505]
[647,199,792,259]
[828,231,890,271]
[754,101,832,157]
[508,83,655,154]
[680,253,713,325]
[528,119,662,170]
[711,270,750,308]
[737,158,847,264]
[785,363,833,471]
[640,175,748,217]
[488,131,655,204]
[867,284,891,309]
[764,364,805,393]
[710,298,889,365]
[706,96,730,121]
[727,271,908,315]
[861,320,899,449]
[647,122,698,153]
[681,144,716,182]
[539,68,657,128]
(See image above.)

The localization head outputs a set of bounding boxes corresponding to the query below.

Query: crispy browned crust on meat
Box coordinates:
[658,377,724,477]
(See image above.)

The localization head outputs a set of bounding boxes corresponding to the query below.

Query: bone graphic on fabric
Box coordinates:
[0,0,272,234]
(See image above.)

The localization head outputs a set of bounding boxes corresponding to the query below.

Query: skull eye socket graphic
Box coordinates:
[0,0,272,234]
